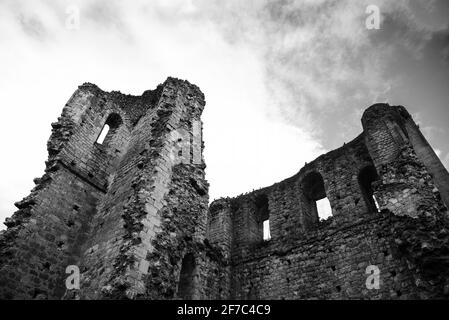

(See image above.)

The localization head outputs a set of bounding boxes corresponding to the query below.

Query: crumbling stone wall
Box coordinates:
[0,77,226,300]
[208,103,449,300]
[1,78,448,301]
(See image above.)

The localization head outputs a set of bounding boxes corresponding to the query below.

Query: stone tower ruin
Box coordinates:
[1,77,449,300]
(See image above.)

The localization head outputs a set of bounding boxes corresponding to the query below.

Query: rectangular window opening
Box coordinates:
[263,219,271,241]
[317,197,332,221]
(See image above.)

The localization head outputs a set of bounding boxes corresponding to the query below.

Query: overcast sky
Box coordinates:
[0,0,448,228]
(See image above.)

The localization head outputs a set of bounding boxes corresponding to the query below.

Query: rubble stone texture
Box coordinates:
[1,78,448,300]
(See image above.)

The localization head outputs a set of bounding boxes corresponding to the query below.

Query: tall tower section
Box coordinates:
[362,104,449,214]
[0,77,214,299]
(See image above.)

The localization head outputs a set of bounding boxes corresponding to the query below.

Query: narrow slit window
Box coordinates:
[254,194,270,243]
[96,124,110,145]
[263,219,271,241]
[373,195,380,211]
[358,165,380,213]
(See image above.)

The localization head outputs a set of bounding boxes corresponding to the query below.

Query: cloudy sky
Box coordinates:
[0,0,448,228]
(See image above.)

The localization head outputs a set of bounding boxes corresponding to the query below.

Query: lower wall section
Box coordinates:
[230,213,419,300]
[141,164,227,300]
[0,166,101,299]
[197,253,231,300]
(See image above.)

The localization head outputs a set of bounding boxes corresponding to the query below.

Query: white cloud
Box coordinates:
[0,0,326,228]
[193,0,427,137]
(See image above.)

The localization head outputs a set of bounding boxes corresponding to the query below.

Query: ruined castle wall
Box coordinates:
[208,200,233,258]
[214,133,416,299]
[207,200,233,299]
[55,85,132,190]
[71,78,224,300]
[141,163,227,300]
[136,82,227,300]
[0,84,130,299]
[230,214,417,299]
[361,104,407,168]
[361,105,449,298]
[209,104,449,300]
[0,78,225,300]
[76,97,159,299]
[223,134,377,261]
[0,167,101,299]
[361,105,445,218]
[2,79,448,301]
[402,115,449,208]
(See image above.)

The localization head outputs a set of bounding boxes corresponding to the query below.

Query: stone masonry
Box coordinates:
[0,78,448,299]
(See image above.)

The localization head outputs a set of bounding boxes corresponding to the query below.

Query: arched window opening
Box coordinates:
[255,194,270,241]
[177,253,197,299]
[95,113,122,146]
[358,165,380,213]
[302,172,332,222]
